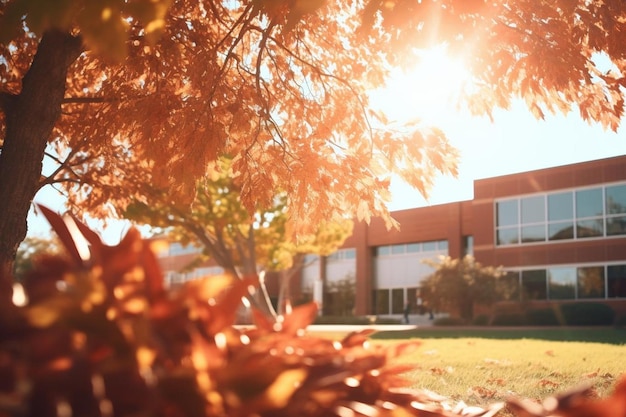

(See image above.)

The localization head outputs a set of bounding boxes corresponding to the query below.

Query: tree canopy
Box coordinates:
[1,0,626,291]
[125,156,353,315]
[420,255,509,320]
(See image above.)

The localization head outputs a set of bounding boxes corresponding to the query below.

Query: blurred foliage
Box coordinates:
[421,256,513,320]
[125,157,353,276]
[1,207,625,417]
[14,235,63,280]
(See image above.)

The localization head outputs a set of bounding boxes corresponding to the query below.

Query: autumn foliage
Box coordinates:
[1,208,625,417]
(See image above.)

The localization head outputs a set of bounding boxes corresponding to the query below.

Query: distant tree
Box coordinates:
[420,255,507,320]
[14,235,63,280]
[125,157,353,317]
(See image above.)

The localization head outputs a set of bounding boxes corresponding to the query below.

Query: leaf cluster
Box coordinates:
[1,206,504,417]
[2,208,626,417]
[124,156,353,276]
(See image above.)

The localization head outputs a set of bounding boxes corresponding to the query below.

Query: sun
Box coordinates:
[369,44,470,125]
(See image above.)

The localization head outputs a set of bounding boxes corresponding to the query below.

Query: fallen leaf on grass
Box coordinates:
[430,366,454,375]
[487,378,506,386]
[539,379,560,388]
[469,386,498,399]
[484,358,512,366]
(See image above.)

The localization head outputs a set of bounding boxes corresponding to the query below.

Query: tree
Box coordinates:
[420,255,508,321]
[2,0,626,298]
[14,235,63,280]
[0,0,458,293]
[124,156,353,317]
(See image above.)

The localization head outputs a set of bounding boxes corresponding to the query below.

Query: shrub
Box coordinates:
[559,303,615,326]
[526,307,562,326]
[433,316,467,326]
[491,313,529,326]
[471,314,490,326]
[614,314,626,328]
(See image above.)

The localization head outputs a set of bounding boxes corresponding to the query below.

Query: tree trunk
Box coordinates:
[0,30,82,301]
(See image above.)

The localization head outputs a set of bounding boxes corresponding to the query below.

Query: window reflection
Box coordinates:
[548,222,574,240]
[607,216,626,235]
[497,227,518,245]
[577,266,605,299]
[576,219,603,238]
[607,265,626,298]
[576,188,603,218]
[496,183,626,246]
[497,200,518,226]
[522,270,547,300]
[521,195,545,223]
[548,267,576,299]
[606,184,626,214]
[548,192,573,221]
[521,225,545,242]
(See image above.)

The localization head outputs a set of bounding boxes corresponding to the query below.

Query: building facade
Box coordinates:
[300,155,626,318]
[154,155,626,320]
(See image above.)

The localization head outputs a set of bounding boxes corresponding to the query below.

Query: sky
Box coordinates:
[368,50,626,211]
[384,100,626,211]
[27,50,626,243]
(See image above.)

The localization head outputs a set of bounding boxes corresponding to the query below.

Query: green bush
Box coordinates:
[471,314,490,326]
[313,315,371,325]
[433,316,467,326]
[559,303,615,326]
[526,308,562,326]
[614,314,626,328]
[491,313,529,326]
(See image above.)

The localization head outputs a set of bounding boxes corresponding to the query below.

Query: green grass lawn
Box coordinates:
[369,328,626,414]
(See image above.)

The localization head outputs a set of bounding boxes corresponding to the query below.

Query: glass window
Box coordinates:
[521,224,545,243]
[497,227,519,245]
[406,287,419,309]
[422,241,437,252]
[438,240,449,251]
[343,248,356,259]
[576,219,603,238]
[576,188,603,218]
[548,192,573,221]
[577,267,605,299]
[548,221,574,240]
[606,184,626,214]
[391,245,405,255]
[521,270,547,300]
[548,267,576,299]
[497,200,518,226]
[392,289,404,314]
[607,265,626,298]
[463,236,474,256]
[373,289,390,315]
[521,195,545,224]
[406,243,421,253]
[377,246,390,256]
[607,216,626,236]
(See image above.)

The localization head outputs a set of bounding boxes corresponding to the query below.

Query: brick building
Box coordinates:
[156,155,626,320]
[299,155,626,319]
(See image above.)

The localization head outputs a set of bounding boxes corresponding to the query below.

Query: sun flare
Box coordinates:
[369,45,470,125]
